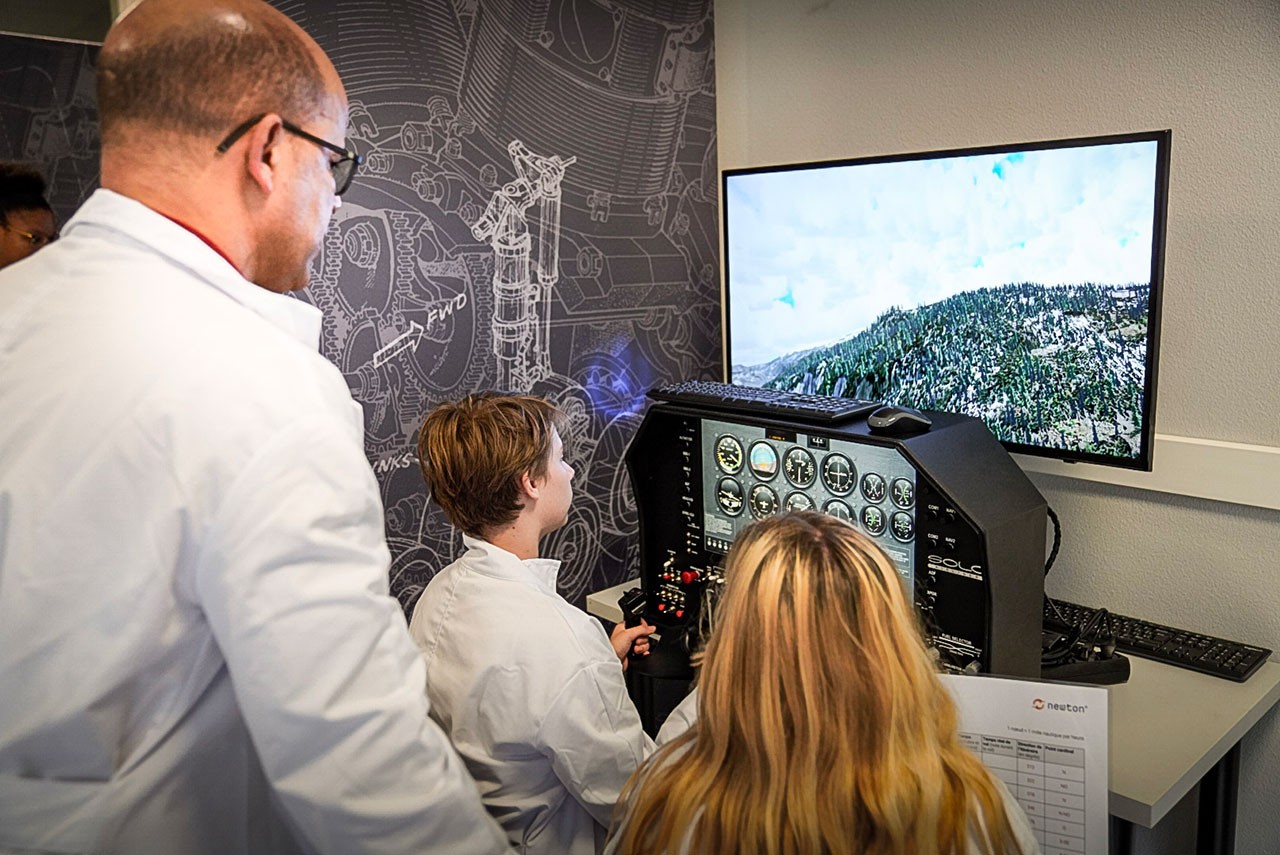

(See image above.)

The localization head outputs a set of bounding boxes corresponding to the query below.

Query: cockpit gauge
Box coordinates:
[716,477,744,516]
[748,441,778,480]
[785,491,815,512]
[782,447,816,487]
[861,504,886,536]
[890,511,915,543]
[748,484,779,519]
[891,477,915,509]
[860,472,887,503]
[820,452,855,496]
[823,498,853,520]
[714,434,744,474]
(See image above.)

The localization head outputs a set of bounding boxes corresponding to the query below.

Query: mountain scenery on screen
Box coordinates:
[735,279,1149,460]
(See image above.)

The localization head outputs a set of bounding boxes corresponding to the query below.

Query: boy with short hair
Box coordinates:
[410,392,654,854]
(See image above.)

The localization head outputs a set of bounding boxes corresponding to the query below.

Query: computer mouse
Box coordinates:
[866,405,933,435]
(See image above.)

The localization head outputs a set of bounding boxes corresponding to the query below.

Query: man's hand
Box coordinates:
[610,620,654,671]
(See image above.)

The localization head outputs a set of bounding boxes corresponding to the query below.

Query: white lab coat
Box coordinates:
[409,536,655,854]
[0,190,508,855]
[655,689,699,746]
[610,688,1043,855]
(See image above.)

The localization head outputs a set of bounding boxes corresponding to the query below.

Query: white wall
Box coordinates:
[715,0,1280,851]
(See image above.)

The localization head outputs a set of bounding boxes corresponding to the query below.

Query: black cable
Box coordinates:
[1044,505,1061,576]
[1043,505,1069,629]
[1039,507,1122,669]
[1042,626,1083,665]
[1078,606,1107,642]
[1044,609,1108,667]
[1080,608,1117,658]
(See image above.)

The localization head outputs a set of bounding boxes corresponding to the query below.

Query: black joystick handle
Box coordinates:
[618,587,648,628]
[617,587,655,662]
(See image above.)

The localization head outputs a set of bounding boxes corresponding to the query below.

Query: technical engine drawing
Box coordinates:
[472,140,576,393]
[2,1,722,614]
[274,0,727,609]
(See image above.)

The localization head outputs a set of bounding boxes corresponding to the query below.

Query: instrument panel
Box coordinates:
[625,402,1047,683]
[701,417,918,587]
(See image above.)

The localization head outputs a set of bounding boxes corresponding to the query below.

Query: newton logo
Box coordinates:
[1032,698,1089,713]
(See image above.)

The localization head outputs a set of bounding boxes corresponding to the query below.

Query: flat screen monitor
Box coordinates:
[723,130,1171,470]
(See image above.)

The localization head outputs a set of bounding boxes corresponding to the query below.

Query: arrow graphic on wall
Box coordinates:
[372,320,425,367]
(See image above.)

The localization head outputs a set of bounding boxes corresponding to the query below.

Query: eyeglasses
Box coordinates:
[2,223,58,248]
[216,113,363,196]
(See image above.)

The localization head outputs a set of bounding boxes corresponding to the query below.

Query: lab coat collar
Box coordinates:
[460,535,563,594]
[63,189,324,350]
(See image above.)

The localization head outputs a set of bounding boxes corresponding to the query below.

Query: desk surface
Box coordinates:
[586,580,631,625]
[585,580,1280,829]
[1109,656,1280,825]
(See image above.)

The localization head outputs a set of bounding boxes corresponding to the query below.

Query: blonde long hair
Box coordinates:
[610,511,1023,854]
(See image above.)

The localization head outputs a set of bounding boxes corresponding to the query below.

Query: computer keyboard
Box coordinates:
[647,380,879,424]
[1044,597,1271,682]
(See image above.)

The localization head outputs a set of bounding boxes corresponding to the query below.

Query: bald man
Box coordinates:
[0,2,508,853]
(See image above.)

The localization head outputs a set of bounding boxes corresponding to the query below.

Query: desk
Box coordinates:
[586,580,631,625]
[586,580,1280,855]
[1107,656,1280,855]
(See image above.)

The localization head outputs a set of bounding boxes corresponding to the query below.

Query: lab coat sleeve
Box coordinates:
[194,415,509,854]
[993,777,1042,855]
[536,655,656,829]
[656,688,698,745]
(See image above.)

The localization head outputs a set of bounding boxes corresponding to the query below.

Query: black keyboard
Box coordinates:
[1045,597,1271,682]
[647,380,879,423]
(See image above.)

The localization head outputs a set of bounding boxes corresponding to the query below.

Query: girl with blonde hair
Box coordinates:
[608,510,1037,854]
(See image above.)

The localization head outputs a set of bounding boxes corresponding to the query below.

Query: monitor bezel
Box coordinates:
[720,129,1172,472]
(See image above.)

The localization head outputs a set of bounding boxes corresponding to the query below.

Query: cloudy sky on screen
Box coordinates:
[726,140,1159,368]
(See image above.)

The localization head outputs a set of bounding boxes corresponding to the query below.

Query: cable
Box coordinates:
[1079,608,1117,659]
[1040,506,1122,673]
[1043,505,1070,628]
[1044,505,1061,576]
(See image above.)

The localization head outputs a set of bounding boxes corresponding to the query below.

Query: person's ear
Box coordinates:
[243,114,285,195]
[521,470,542,502]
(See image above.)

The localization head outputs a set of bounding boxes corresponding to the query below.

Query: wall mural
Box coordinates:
[0,35,100,226]
[0,0,721,614]
[274,0,721,611]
